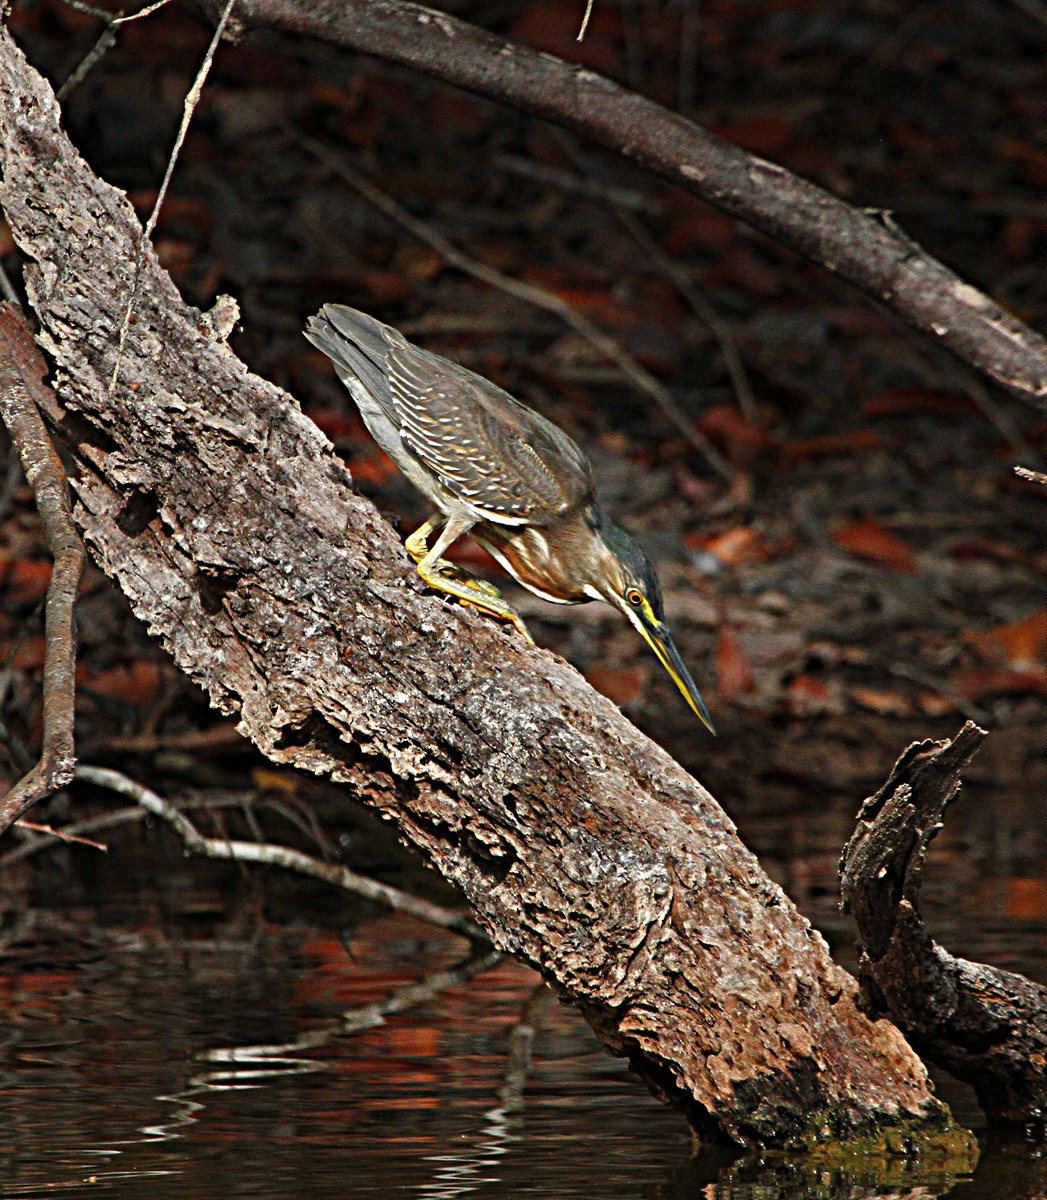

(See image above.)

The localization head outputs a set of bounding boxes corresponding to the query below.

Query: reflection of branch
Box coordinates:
[203,945,502,1059]
[75,765,490,943]
[500,982,553,1113]
[295,134,733,481]
[841,722,1047,1125]
[0,305,86,835]
[221,0,1047,408]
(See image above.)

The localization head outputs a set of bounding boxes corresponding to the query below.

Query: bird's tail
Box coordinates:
[304,304,395,407]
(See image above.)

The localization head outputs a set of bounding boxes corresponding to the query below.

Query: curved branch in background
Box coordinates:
[216,0,1047,409]
[0,24,974,1153]
[841,723,1047,1129]
[0,303,86,833]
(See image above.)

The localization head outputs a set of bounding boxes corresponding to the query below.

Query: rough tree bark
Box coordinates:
[0,20,973,1152]
[211,0,1047,409]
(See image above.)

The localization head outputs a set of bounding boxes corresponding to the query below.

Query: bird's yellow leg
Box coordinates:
[405,517,504,601]
[414,515,533,643]
[404,516,442,565]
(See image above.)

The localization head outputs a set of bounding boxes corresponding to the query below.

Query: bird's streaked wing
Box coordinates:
[385,341,594,525]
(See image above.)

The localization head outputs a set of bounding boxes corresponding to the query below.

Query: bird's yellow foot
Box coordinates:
[406,516,532,642]
[415,560,533,643]
[457,590,533,642]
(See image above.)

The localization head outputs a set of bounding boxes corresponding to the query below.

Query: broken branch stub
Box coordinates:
[841,723,1047,1129]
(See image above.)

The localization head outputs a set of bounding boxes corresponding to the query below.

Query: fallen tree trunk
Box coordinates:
[0,18,970,1152]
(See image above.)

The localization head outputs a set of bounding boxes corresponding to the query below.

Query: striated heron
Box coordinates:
[305,304,715,733]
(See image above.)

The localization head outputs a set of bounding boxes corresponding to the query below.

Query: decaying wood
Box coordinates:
[0,22,972,1151]
[215,0,1047,409]
[841,723,1047,1129]
[0,303,86,832]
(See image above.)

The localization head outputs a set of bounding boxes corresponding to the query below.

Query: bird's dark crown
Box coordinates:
[587,503,665,618]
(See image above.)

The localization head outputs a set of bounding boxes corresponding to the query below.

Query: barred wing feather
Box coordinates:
[386,345,593,525]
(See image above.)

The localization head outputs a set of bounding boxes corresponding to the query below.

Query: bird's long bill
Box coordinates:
[635,616,716,735]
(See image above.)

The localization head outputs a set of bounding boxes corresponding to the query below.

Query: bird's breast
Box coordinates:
[474,523,590,604]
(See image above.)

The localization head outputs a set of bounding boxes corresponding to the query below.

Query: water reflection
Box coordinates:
[0,874,1044,1197]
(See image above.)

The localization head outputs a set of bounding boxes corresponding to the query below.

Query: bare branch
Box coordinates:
[222,0,1047,407]
[0,304,86,834]
[75,765,490,942]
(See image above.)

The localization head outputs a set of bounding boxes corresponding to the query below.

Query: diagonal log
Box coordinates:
[211,0,1047,408]
[0,18,972,1152]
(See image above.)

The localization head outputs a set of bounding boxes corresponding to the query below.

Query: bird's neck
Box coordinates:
[477,505,617,605]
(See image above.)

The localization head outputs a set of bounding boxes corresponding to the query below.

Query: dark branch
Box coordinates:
[0,303,86,833]
[217,0,1047,408]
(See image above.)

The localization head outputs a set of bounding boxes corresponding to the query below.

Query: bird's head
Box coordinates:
[586,516,715,734]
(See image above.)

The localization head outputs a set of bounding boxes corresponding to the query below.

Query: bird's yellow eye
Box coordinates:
[626,588,644,607]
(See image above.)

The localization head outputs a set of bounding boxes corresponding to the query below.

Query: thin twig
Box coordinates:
[1015,465,1047,487]
[492,153,660,214]
[577,0,595,39]
[109,0,236,393]
[614,207,760,425]
[0,305,86,835]
[55,0,117,18]
[887,662,990,725]
[294,133,733,481]
[1,805,143,865]
[677,0,699,117]
[56,0,175,101]
[56,25,118,101]
[110,0,174,23]
[14,819,108,850]
[74,765,491,942]
[934,357,1041,467]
